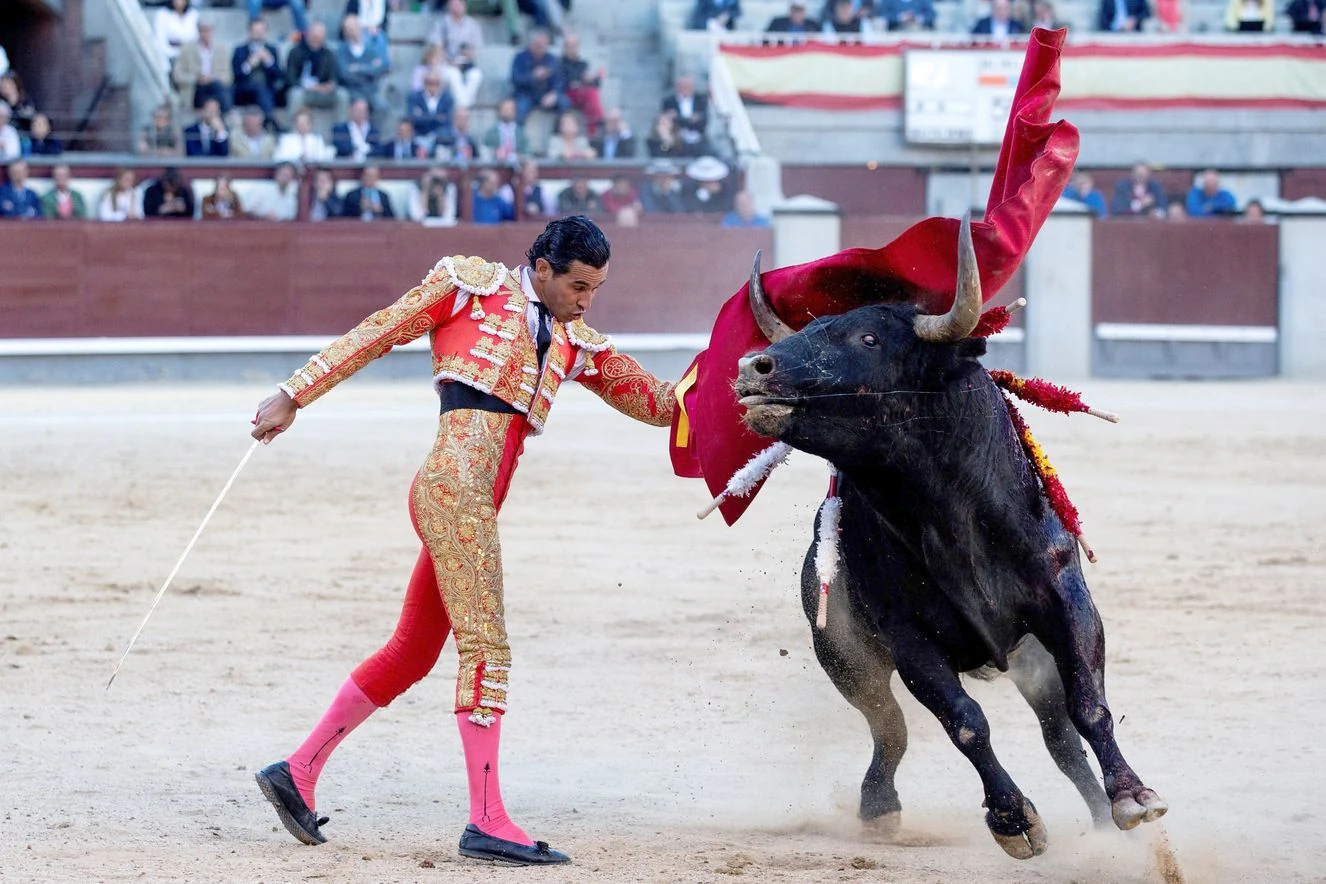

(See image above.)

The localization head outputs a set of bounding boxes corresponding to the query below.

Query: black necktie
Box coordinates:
[534,303,552,365]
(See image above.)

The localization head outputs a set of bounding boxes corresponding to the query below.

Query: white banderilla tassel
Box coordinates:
[696,441,793,520]
[814,491,842,630]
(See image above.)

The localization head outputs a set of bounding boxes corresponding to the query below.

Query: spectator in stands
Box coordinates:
[436,106,480,162]
[877,0,936,30]
[412,43,449,92]
[309,169,344,221]
[174,22,233,112]
[0,75,35,134]
[185,98,231,157]
[26,114,62,156]
[333,97,381,161]
[768,2,821,33]
[287,22,349,119]
[646,112,689,160]
[155,0,200,67]
[683,156,732,214]
[202,176,246,220]
[511,29,569,123]
[517,159,552,216]
[409,166,458,223]
[1097,0,1151,31]
[472,169,516,223]
[143,167,195,220]
[557,178,601,215]
[1225,0,1276,29]
[1111,162,1166,218]
[98,168,142,222]
[461,0,522,47]
[42,164,86,220]
[406,70,455,153]
[381,119,424,160]
[972,0,1027,36]
[662,76,709,154]
[546,111,596,161]
[591,109,637,160]
[253,162,300,221]
[1030,0,1063,28]
[0,103,18,161]
[337,14,391,108]
[432,0,484,58]
[0,159,41,219]
[346,0,391,37]
[690,0,742,29]
[138,104,181,157]
[231,107,277,159]
[274,108,334,162]
[600,174,642,219]
[822,0,868,32]
[483,98,528,163]
[446,43,484,108]
[1186,169,1238,217]
[1062,171,1107,217]
[640,159,688,214]
[343,164,395,220]
[1288,0,1324,33]
[722,190,772,228]
[233,18,285,130]
[1240,200,1269,223]
[249,0,310,37]
[560,33,605,136]
[1164,199,1187,222]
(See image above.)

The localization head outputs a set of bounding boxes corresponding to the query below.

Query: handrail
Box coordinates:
[104,0,170,106]
[714,30,1326,47]
[707,37,763,158]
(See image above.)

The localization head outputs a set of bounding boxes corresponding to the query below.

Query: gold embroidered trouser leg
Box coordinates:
[410,409,516,727]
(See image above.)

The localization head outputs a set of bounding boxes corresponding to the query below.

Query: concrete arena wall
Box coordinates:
[0,222,774,339]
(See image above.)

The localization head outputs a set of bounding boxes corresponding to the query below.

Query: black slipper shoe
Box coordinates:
[458,824,570,865]
[255,760,328,846]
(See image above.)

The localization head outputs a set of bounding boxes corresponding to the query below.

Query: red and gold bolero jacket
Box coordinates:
[278,255,676,432]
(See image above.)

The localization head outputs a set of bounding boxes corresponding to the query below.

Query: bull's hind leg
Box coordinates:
[1006,638,1112,828]
[801,547,908,834]
[891,631,1048,859]
[1040,572,1168,831]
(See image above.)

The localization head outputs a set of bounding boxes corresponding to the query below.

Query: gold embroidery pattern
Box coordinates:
[411,409,515,717]
[284,283,458,406]
[578,350,678,427]
[426,255,507,298]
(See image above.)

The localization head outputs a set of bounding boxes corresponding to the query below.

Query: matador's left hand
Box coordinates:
[251,390,297,444]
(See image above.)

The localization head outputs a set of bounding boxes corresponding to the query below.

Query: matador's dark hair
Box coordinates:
[527,215,611,274]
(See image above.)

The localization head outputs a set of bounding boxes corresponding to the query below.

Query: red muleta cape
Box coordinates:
[671,28,1081,525]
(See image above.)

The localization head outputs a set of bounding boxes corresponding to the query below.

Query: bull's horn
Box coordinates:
[748,250,794,343]
[914,212,983,343]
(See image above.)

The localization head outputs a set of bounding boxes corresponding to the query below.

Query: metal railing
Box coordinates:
[706,40,763,159]
[104,0,170,129]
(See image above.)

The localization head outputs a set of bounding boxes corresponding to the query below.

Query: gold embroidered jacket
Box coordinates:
[278,255,677,432]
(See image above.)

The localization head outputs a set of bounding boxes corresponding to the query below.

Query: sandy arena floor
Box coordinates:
[1,379,1324,884]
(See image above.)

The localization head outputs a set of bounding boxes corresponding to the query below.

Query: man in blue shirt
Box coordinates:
[472,169,515,224]
[0,159,42,219]
[509,29,568,123]
[1186,169,1238,217]
[1062,171,1107,217]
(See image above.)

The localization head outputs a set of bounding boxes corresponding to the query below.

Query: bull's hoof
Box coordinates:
[987,800,1048,860]
[861,811,901,840]
[1111,788,1168,831]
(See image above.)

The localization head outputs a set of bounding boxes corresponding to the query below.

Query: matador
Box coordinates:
[250,216,676,865]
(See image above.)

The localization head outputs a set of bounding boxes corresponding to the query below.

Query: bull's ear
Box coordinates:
[953,337,987,360]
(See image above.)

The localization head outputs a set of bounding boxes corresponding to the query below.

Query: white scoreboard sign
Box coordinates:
[904,49,1022,146]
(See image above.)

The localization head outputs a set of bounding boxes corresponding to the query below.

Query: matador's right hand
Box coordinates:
[251,389,297,444]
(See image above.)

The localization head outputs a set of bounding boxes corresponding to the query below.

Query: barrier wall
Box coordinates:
[0,222,773,338]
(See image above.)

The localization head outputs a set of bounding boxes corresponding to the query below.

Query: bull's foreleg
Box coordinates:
[801,547,908,834]
[1006,638,1112,828]
[891,633,1048,860]
[1040,572,1168,831]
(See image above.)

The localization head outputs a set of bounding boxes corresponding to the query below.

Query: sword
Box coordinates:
[106,438,262,691]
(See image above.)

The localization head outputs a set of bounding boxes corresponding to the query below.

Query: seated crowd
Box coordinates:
[1059,164,1272,222]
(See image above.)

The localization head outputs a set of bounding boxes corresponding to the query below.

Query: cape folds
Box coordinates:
[670,28,1081,525]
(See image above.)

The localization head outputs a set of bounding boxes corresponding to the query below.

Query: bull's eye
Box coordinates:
[861,333,879,348]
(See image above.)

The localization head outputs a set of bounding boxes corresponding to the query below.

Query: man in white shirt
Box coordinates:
[253,162,301,221]
[332,98,380,161]
[274,109,334,163]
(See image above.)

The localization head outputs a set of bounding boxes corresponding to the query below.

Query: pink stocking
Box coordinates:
[286,678,378,811]
[456,711,532,845]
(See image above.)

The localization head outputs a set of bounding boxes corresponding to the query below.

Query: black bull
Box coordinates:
[733,220,1167,859]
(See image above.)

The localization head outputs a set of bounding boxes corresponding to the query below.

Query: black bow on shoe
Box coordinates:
[254,760,328,846]
[458,824,571,865]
